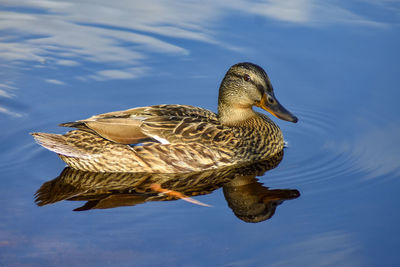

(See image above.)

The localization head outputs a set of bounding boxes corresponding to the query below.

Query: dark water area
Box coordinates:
[1,1,400,266]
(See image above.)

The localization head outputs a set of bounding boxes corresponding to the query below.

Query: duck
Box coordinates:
[32,62,298,173]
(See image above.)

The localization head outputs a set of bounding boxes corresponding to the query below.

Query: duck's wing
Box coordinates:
[59,105,226,145]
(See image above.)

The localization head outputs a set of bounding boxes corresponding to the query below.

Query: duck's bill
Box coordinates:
[256,93,298,123]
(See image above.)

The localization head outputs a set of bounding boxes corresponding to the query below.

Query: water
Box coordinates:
[1,1,400,266]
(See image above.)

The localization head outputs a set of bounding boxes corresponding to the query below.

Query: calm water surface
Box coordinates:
[1,1,400,266]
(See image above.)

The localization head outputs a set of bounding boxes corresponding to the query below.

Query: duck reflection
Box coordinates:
[35,150,299,223]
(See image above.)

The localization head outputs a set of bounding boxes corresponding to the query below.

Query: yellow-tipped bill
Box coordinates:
[256,93,298,123]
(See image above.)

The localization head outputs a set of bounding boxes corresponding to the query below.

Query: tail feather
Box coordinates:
[31,132,88,158]
[59,121,85,128]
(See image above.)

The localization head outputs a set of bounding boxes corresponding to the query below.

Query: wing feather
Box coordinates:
[59,105,224,146]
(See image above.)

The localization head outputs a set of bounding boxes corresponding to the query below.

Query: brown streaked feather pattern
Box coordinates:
[53,130,234,173]
[34,151,284,208]
[32,105,284,173]
[32,63,296,173]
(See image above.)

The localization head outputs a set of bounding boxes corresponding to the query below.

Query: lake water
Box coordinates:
[1,1,400,266]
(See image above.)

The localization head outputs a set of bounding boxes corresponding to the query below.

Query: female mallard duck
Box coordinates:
[32,62,297,173]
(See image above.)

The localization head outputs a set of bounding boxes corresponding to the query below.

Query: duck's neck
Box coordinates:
[218,103,258,126]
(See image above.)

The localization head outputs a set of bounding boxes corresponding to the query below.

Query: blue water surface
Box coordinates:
[1,1,400,266]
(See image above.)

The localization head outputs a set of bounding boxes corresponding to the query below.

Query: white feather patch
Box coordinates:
[152,135,170,144]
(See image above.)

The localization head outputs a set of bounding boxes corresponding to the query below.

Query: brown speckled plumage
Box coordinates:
[34,150,289,208]
[34,150,300,223]
[32,62,297,173]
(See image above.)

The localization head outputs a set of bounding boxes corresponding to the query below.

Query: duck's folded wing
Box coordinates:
[140,116,234,145]
[59,105,222,145]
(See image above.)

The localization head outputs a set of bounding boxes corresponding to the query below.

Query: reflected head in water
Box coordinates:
[35,150,300,223]
[31,62,298,173]
[223,176,299,223]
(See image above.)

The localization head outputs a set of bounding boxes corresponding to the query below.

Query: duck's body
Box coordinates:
[32,63,297,173]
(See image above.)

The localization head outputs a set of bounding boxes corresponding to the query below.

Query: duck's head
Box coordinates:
[218,62,298,125]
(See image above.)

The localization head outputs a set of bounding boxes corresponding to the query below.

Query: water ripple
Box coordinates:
[267,106,400,190]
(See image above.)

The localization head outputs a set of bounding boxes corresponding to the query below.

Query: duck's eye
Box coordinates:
[243,74,251,82]
[267,95,275,104]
